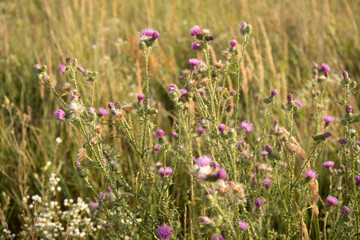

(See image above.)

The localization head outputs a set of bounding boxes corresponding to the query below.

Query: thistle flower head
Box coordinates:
[87,107,95,114]
[189,58,201,66]
[355,175,360,184]
[211,234,224,240]
[171,132,178,138]
[191,42,200,51]
[54,109,65,120]
[212,162,220,169]
[323,161,334,168]
[238,220,248,230]
[321,63,330,73]
[137,94,144,102]
[230,39,237,47]
[108,102,115,110]
[326,195,339,206]
[198,126,206,134]
[58,65,66,72]
[240,120,254,133]
[306,169,318,179]
[77,66,84,73]
[159,167,173,177]
[156,225,172,240]
[342,206,350,215]
[196,155,212,167]
[254,197,263,208]
[68,101,85,119]
[156,129,165,138]
[262,178,272,187]
[265,145,273,153]
[168,84,178,93]
[342,70,349,78]
[216,169,227,180]
[260,151,268,157]
[271,89,278,97]
[294,99,303,109]
[190,25,200,36]
[218,124,226,132]
[98,108,108,116]
[323,116,334,123]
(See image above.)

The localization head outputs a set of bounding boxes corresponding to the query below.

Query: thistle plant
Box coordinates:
[29,22,360,240]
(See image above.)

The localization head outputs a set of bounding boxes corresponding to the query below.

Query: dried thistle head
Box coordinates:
[122,104,133,113]
[62,82,72,92]
[200,78,210,86]
[214,61,224,69]
[76,148,87,161]
[94,124,103,134]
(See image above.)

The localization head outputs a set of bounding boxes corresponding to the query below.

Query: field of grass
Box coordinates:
[1,0,360,239]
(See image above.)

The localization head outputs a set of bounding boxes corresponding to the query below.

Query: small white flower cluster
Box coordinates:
[20,174,99,239]
[2,228,16,238]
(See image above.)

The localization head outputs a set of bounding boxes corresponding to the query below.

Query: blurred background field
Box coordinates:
[1,0,360,235]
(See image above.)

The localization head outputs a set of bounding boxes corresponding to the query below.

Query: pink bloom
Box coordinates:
[54,109,66,120]
[198,126,206,134]
[58,65,66,72]
[321,63,331,73]
[262,178,271,187]
[323,161,334,168]
[230,39,237,47]
[191,42,200,51]
[240,120,254,133]
[77,66,84,72]
[89,201,96,207]
[154,144,161,152]
[323,116,334,123]
[98,108,108,116]
[294,99,303,109]
[306,170,317,179]
[238,220,248,230]
[196,155,212,167]
[190,25,200,36]
[260,151,268,157]
[159,167,173,177]
[141,28,156,37]
[326,195,339,206]
[218,124,226,132]
[189,58,201,66]
[99,192,106,200]
[156,129,165,138]
[216,169,227,179]
[137,94,144,102]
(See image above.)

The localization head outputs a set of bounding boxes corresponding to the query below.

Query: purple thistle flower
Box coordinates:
[239,22,248,35]
[321,63,331,73]
[211,234,224,240]
[230,90,237,96]
[108,102,115,110]
[99,192,106,200]
[168,84,178,93]
[323,161,334,168]
[104,223,110,228]
[154,144,161,152]
[75,161,81,169]
[271,89,278,97]
[87,107,96,114]
[171,132,178,138]
[157,225,172,240]
[326,195,339,206]
[34,64,41,70]
[156,129,165,138]
[323,116,334,123]
[248,173,255,178]
[107,186,112,192]
[54,109,66,120]
[218,87,222,93]
[137,94,144,102]
[355,175,360,184]
[89,201,96,207]
[98,108,108,116]
[294,99,303,109]
[218,124,226,132]
[280,161,287,167]
[198,126,206,134]
[241,120,254,133]
[216,169,227,180]
[230,39,237,47]
[212,162,220,169]
[238,220,248,230]
[254,198,263,208]
[77,66,84,73]
[159,167,173,177]
[190,25,200,36]
[262,178,272,187]
[199,119,206,124]
[103,158,107,164]
[189,58,201,66]
[196,155,212,167]
[260,151,268,157]
[141,28,156,37]
[323,132,332,138]
[342,206,350,215]
[58,65,66,72]
[306,169,317,179]
[265,145,273,153]
[338,138,346,145]
[287,93,294,101]
[345,104,352,113]
[179,144,183,150]
[342,70,349,78]
[152,31,160,40]
[180,89,188,98]
[191,42,200,51]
